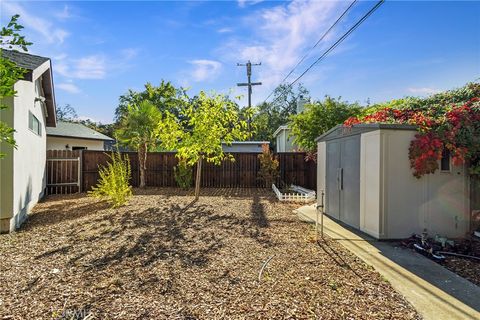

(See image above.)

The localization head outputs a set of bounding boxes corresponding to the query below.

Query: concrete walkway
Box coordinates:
[294,204,480,320]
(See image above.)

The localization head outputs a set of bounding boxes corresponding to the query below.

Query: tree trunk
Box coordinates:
[139,143,147,188]
[194,157,202,200]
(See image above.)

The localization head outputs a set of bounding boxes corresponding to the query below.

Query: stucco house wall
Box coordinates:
[0,78,49,231]
[47,136,105,151]
[0,51,56,233]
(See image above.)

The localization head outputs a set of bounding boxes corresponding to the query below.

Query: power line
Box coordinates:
[263,0,358,103]
[282,1,357,85]
[265,0,385,106]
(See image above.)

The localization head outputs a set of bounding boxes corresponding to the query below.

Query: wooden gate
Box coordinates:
[46,150,81,194]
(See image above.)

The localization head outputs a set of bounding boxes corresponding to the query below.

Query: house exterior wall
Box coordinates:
[222,143,266,153]
[47,136,105,151]
[0,96,15,232]
[0,79,48,232]
[275,129,298,152]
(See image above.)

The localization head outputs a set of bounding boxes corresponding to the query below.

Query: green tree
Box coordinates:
[163,91,252,200]
[56,104,116,138]
[0,14,32,158]
[251,83,310,145]
[115,100,164,188]
[56,104,78,121]
[289,96,361,152]
[115,81,187,122]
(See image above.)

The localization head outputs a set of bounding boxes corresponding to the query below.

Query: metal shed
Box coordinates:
[316,124,471,239]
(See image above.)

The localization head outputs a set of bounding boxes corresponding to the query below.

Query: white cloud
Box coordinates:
[189,59,222,82]
[238,0,264,8]
[2,2,70,44]
[218,27,233,33]
[220,0,348,102]
[56,82,80,94]
[54,5,72,20]
[120,48,139,60]
[56,55,106,79]
[407,87,441,95]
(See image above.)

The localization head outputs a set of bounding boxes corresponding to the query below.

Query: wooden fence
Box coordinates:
[46,150,317,194]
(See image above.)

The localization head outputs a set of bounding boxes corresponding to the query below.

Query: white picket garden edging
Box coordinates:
[272,184,316,202]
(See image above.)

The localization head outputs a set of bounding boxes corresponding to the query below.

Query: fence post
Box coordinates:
[79,149,83,193]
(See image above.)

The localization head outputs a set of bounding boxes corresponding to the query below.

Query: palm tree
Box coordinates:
[116,100,162,188]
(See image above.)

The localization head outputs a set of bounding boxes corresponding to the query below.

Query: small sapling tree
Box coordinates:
[257,144,279,187]
[116,100,163,188]
[164,91,251,200]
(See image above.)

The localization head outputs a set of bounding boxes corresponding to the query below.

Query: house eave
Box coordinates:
[47,134,114,142]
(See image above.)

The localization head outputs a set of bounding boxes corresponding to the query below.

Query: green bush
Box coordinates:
[88,152,132,208]
[174,158,193,189]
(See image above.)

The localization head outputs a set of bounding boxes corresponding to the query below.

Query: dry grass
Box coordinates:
[0,188,419,319]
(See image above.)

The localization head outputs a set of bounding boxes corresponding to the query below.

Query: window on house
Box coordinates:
[441,149,451,171]
[28,111,41,136]
[72,146,87,150]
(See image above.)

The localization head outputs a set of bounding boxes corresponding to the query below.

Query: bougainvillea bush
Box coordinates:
[344,83,480,178]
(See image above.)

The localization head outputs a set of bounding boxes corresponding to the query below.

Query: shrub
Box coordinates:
[257,144,279,186]
[88,152,132,208]
[344,83,480,178]
[174,158,193,189]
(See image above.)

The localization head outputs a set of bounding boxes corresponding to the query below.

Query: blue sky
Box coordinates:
[1,0,479,123]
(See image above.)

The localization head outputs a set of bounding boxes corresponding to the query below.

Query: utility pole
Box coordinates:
[237,60,262,109]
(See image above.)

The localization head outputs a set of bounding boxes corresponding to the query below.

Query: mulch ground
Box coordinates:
[0,188,420,319]
[441,240,480,286]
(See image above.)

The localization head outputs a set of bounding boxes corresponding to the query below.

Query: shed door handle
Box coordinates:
[337,168,343,191]
[339,168,343,190]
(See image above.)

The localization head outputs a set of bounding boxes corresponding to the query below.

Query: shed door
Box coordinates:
[325,136,361,228]
[340,136,361,228]
[326,141,341,219]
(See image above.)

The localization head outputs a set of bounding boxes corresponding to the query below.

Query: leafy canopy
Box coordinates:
[115,81,187,122]
[116,100,164,151]
[0,14,32,158]
[289,96,361,151]
[345,82,480,177]
[250,83,309,144]
[164,91,252,166]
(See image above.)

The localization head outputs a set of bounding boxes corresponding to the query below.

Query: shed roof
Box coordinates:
[315,124,417,142]
[1,49,49,70]
[46,121,114,141]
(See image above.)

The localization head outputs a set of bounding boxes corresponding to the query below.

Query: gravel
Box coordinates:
[0,188,420,319]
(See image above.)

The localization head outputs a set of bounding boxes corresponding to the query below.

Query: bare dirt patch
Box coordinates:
[0,188,419,319]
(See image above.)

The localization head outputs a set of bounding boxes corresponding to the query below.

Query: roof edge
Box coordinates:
[315,123,418,142]
[47,133,114,141]
[273,125,289,137]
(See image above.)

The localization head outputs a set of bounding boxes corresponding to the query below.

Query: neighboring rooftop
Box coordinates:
[46,121,114,141]
[223,141,270,145]
[273,125,289,137]
[1,49,49,71]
